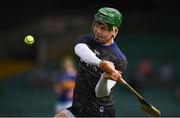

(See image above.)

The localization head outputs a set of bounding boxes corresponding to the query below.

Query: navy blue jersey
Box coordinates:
[69,34,127,117]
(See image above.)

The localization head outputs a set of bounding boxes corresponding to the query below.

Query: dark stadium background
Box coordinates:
[0,0,179,116]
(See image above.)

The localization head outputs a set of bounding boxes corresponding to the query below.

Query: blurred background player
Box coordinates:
[55,7,127,117]
[53,56,76,113]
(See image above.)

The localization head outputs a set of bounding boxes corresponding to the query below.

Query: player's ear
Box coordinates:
[112,27,119,38]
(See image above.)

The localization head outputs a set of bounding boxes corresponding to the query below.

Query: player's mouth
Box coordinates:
[95,36,105,43]
[93,34,108,43]
[95,35,101,39]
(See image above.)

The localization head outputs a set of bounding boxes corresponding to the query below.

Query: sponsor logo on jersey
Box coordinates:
[80,59,99,73]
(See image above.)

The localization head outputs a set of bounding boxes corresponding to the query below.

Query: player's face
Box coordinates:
[92,21,118,44]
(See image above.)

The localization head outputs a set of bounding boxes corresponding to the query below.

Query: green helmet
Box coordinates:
[94,7,122,28]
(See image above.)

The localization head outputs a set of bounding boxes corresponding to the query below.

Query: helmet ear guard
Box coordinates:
[94,7,122,29]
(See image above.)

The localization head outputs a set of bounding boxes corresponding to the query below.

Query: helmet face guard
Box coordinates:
[94,7,122,29]
[92,20,112,30]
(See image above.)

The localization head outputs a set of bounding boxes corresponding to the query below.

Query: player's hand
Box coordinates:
[102,70,121,81]
[99,60,115,74]
[102,70,125,84]
[99,61,125,84]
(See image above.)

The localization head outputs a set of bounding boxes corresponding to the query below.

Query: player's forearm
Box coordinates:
[95,75,116,98]
[74,43,101,66]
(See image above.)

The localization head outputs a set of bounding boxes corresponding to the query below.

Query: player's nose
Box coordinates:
[94,26,102,35]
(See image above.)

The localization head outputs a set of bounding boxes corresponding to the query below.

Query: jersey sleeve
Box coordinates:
[112,43,128,72]
[116,57,128,72]
[119,59,128,72]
